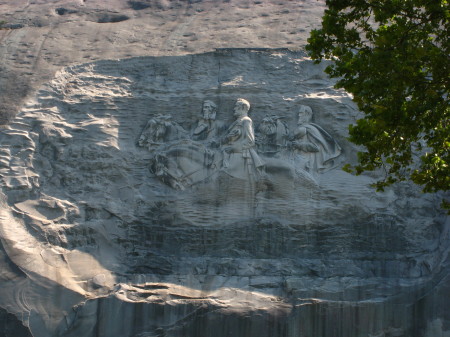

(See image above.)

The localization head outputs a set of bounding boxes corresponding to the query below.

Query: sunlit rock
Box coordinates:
[0,49,448,337]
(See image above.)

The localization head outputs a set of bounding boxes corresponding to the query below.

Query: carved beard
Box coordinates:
[203,112,216,120]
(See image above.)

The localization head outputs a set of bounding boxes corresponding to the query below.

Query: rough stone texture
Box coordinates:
[0,0,325,124]
[0,49,448,337]
[0,1,449,337]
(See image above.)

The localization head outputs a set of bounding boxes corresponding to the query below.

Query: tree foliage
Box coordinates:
[307,0,449,208]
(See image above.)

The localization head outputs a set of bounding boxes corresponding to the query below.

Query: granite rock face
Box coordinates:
[0,0,326,124]
[0,49,448,337]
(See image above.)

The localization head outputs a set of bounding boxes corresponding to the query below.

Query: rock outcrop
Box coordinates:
[0,0,326,124]
[0,49,448,337]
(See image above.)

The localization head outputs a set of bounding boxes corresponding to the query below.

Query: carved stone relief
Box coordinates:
[138,100,342,190]
[257,115,289,155]
[138,114,187,150]
[221,98,264,181]
[290,105,342,174]
[1,51,446,337]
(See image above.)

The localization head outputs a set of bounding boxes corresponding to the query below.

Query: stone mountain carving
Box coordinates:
[138,114,187,150]
[139,101,222,190]
[257,114,289,155]
[149,142,216,190]
[192,100,225,142]
[221,98,264,181]
[138,100,342,191]
[290,105,342,173]
[138,98,267,190]
[1,51,447,337]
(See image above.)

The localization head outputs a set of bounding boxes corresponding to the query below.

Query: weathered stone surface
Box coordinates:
[0,49,448,337]
[0,0,326,124]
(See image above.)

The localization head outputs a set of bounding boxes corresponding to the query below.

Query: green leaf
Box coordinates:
[307,0,450,211]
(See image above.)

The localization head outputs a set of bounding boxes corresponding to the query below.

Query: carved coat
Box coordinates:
[222,115,264,180]
[293,122,341,172]
[192,119,225,141]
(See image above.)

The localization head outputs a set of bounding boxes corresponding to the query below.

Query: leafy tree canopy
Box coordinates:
[307,0,449,208]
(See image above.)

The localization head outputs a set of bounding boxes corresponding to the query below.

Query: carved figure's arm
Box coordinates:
[223,127,241,145]
[241,119,255,150]
[193,120,207,135]
[293,126,307,139]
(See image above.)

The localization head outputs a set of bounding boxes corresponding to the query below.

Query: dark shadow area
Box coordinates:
[55,8,78,16]
[96,14,130,23]
[128,1,151,10]
[0,308,32,337]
